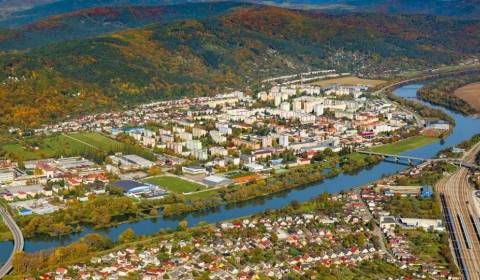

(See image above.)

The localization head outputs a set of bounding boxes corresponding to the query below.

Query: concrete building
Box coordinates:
[167,142,183,154]
[210,130,227,144]
[261,136,273,148]
[398,218,444,231]
[292,99,302,111]
[178,132,193,141]
[192,127,207,138]
[203,175,232,187]
[279,135,289,148]
[0,169,14,184]
[185,140,202,151]
[209,147,228,157]
[192,149,208,161]
[280,102,290,112]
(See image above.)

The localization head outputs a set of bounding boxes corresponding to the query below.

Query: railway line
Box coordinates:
[437,143,480,279]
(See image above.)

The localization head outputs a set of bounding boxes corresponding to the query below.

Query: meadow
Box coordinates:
[313,76,386,88]
[370,136,437,155]
[1,132,124,160]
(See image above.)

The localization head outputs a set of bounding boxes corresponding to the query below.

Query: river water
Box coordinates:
[1,83,479,265]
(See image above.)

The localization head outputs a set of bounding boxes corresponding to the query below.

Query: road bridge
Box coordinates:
[0,206,24,278]
[357,151,479,169]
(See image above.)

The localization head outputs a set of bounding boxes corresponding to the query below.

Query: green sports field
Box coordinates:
[370,135,437,155]
[1,132,124,160]
[143,175,205,194]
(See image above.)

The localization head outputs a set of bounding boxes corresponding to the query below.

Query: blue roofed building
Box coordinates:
[420,186,433,198]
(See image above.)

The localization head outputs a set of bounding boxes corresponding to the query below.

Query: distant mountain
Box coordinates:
[1,0,479,29]
[0,4,479,128]
[0,2,251,50]
[0,0,57,19]
[347,0,480,19]
[0,0,184,27]
[249,0,480,19]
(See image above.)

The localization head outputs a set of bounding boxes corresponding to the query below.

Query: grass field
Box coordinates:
[67,132,124,150]
[224,170,254,179]
[370,136,437,155]
[143,176,205,194]
[185,189,220,199]
[454,82,480,112]
[312,76,386,87]
[1,132,124,160]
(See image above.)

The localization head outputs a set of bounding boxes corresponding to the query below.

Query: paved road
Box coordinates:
[0,206,24,278]
[437,143,480,280]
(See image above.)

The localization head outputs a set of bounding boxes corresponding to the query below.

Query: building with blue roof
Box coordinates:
[420,186,433,198]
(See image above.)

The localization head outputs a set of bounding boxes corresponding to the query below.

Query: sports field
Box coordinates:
[66,132,123,150]
[143,176,205,194]
[370,136,437,155]
[1,132,123,160]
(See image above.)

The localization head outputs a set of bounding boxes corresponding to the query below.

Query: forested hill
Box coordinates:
[0,2,251,50]
[245,0,480,19]
[1,5,480,128]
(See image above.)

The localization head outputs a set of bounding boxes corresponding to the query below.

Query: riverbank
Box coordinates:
[417,74,480,115]
[0,220,12,241]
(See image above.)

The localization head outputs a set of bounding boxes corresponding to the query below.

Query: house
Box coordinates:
[35,162,56,178]
[379,216,396,229]
[0,168,14,184]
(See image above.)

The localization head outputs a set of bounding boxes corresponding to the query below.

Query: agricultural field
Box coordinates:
[312,76,386,88]
[454,82,480,112]
[143,175,205,194]
[0,132,124,160]
[370,136,437,155]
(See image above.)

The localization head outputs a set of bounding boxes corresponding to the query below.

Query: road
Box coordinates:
[0,206,24,278]
[437,143,480,280]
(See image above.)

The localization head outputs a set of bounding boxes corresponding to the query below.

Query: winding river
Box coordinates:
[0,83,479,265]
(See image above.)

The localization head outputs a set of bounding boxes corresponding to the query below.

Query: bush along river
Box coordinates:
[0,83,479,266]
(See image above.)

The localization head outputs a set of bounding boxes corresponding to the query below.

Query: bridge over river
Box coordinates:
[357,150,479,169]
[0,206,24,278]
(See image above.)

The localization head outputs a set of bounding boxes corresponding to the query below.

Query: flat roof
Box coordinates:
[113,180,146,192]
[5,184,44,193]
[123,154,155,166]
[204,175,230,184]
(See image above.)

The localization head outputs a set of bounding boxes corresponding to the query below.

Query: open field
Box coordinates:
[370,136,437,155]
[1,132,124,160]
[312,76,386,87]
[185,189,220,199]
[143,175,205,194]
[67,132,123,150]
[454,82,480,112]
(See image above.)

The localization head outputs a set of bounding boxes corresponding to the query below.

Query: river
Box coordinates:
[0,83,479,265]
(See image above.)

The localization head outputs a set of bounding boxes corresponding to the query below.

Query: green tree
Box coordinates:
[118,228,136,243]
[177,220,188,231]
